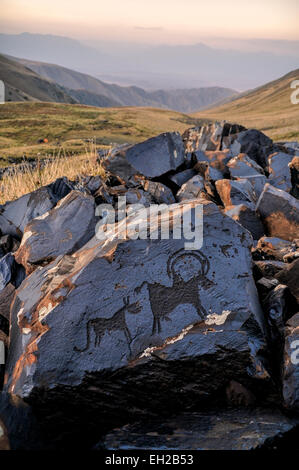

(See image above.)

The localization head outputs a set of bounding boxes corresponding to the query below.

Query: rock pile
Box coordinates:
[0,123,299,450]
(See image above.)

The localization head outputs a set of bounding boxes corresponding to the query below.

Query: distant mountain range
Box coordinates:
[0,33,298,90]
[1,54,236,112]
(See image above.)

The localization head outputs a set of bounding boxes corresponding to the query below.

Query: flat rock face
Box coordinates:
[268,152,293,192]
[176,175,206,201]
[215,179,256,208]
[0,186,57,239]
[224,204,264,240]
[101,409,299,450]
[256,184,299,241]
[227,153,264,179]
[103,132,185,181]
[14,191,97,274]
[4,200,271,440]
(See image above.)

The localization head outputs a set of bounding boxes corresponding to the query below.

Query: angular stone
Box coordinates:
[224,204,264,240]
[103,132,185,181]
[215,179,256,208]
[193,149,231,175]
[169,169,196,187]
[275,259,299,303]
[227,153,264,179]
[4,200,271,444]
[0,392,44,450]
[141,180,175,205]
[0,186,57,238]
[242,174,267,199]
[125,188,152,206]
[256,184,299,241]
[268,152,293,192]
[253,260,286,279]
[0,253,15,291]
[15,191,97,274]
[283,313,299,410]
[176,175,206,201]
[193,161,223,182]
[101,409,299,450]
[228,129,273,168]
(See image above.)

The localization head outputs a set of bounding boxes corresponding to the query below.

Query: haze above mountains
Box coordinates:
[0,32,298,90]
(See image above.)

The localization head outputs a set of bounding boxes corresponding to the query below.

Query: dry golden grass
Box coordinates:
[0,141,106,204]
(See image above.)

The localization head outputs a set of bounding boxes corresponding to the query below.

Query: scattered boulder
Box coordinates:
[224,204,264,240]
[103,132,185,181]
[226,129,273,168]
[141,180,175,205]
[215,179,256,208]
[15,191,97,274]
[176,175,206,201]
[227,153,264,179]
[275,259,299,303]
[268,152,293,193]
[101,409,299,450]
[256,184,299,241]
[0,186,58,238]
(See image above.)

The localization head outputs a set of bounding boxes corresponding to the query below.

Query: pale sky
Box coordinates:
[0,0,298,43]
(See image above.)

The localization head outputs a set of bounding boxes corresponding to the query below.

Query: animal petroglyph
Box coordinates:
[135,249,210,334]
[74,296,141,353]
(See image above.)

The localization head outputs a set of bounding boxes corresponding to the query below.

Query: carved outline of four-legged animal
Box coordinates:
[135,249,210,334]
[74,296,141,353]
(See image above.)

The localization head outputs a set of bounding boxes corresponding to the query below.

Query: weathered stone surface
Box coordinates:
[275,259,299,303]
[176,175,206,201]
[227,129,273,168]
[268,152,293,193]
[224,204,264,240]
[124,188,152,206]
[242,174,267,199]
[0,186,57,238]
[4,200,272,445]
[14,191,97,274]
[283,313,299,410]
[193,161,223,182]
[256,184,299,241]
[169,169,196,187]
[227,153,264,179]
[0,283,14,329]
[103,132,185,181]
[0,253,15,291]
[101,409,299,450]
[140,180,175,205]
[215,179,256,208]
[183,122,245,154]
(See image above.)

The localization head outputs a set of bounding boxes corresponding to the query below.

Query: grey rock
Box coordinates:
[228,129,273,168]
[15,191,97,274]
[0,253,15,291]
[227,153,264,179]
[0,186,57,238]
[169,169,196,187]
[176,175,206,201]
[4,200,271,444]
[256,184,299,241]
[104,132,185,181]
[193,149,231,175]
[101,409,299,450]
[253,260,286,279]
[289,156,299,199]
[224,204,264,240]
[268,152,293,192]
[252,237,295,261]
[141,180,175,205]
[275,258,299,303]
[125,188,152,206]
[215,179,256,208]
[242,174,267,199]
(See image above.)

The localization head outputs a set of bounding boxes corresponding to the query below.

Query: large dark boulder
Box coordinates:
[103,132,185,181]
[4,200,273,446]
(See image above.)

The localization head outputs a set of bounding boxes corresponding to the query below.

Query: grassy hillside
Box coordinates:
[0,54,74,104]
[0,102,206,166]
[193,69,299,141]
